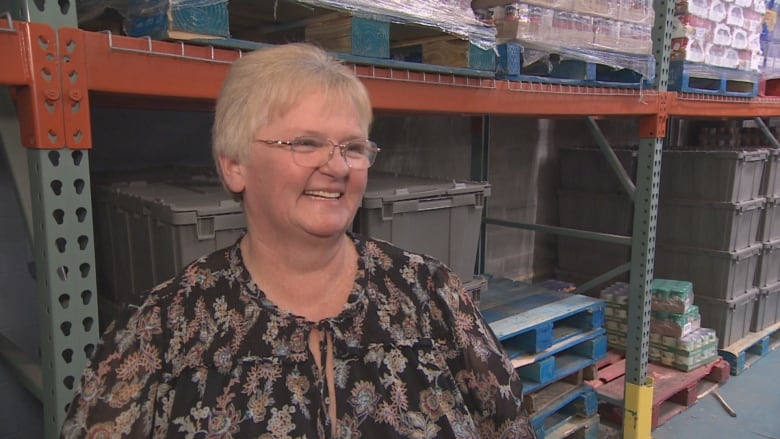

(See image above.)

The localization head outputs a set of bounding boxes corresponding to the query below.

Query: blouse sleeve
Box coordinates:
[60,295,168,438]
[435,268,537,439]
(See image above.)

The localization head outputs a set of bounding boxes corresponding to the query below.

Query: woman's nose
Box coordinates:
[320,145,351,174]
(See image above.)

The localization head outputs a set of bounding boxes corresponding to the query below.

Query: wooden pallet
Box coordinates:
[585,350,627,389]
[718,320,780,375]
[544,414,599,439]
[526,382,599,439]
[593,354,731,430]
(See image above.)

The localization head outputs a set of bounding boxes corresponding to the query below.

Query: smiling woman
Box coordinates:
[60,43,537,439]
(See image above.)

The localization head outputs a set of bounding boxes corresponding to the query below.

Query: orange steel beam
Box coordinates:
[70,28,663,117]
[356,66,662,116]
[2,21,65,148]
[667,92,780,118]
[0,18,29,86]
[76,29,239,99]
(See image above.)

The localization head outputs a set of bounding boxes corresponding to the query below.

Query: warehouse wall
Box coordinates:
[488,117,640,281]
[0,140,44,439]
[371,115,640,282]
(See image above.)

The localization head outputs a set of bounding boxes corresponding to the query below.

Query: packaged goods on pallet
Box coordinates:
[601,279,696,314]
[651,329,718,371]
[651,306,702,338]
[599,280,723,372]
[605,305,701,338]
[673,0,764,70]
[297,0,496,49]
[762,0,780,77]
[78,0,496,55]
[651,278,695,313]
[670,0,764,95]
[489,1,655,82]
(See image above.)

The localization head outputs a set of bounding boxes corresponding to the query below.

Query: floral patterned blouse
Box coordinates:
[61,233,535,438]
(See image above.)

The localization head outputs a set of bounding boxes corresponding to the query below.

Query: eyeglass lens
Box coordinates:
[291,137,375,169]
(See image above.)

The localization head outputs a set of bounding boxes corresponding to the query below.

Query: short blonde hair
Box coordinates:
[212,43,373,191]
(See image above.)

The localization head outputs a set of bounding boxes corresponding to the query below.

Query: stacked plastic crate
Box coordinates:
[355,172,491,302]
[753,148,780,331]
[654,149,768,349]
[89,169,492,333]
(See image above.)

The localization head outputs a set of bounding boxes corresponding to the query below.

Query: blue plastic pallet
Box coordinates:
[481,283,605,355]
[527,382,598,439]
[496,42,652,89]
[668,60,759,98]
[512,331,608,394]
[718,320,780,375]
[193,37,495,78]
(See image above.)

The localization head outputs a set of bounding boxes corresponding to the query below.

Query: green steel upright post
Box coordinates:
[28,148,100,438]
[471,115,490,275]
[622,0,673,437]
[0,3,100,438]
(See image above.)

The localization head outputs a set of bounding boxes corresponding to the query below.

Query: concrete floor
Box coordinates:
[652,345,780,439]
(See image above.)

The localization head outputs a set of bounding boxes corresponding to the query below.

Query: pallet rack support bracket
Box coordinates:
[638,93,668,139]
[57,27,92,149]
[5,21,66,149]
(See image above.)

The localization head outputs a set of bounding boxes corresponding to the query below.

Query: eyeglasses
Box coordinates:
[256,136,380,170]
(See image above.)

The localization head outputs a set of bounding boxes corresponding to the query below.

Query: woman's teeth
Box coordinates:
[304,190,341,199]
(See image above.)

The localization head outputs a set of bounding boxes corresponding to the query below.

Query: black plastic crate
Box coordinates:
[655,243,762,300]
[657,198,764,251]
[660,149,767,203]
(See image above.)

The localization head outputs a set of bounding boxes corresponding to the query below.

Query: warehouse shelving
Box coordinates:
[3,2,780,438]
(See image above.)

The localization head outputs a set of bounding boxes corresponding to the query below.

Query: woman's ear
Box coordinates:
[218,154,246,195]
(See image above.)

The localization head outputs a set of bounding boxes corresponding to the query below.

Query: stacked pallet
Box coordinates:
[480,278,606,438]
